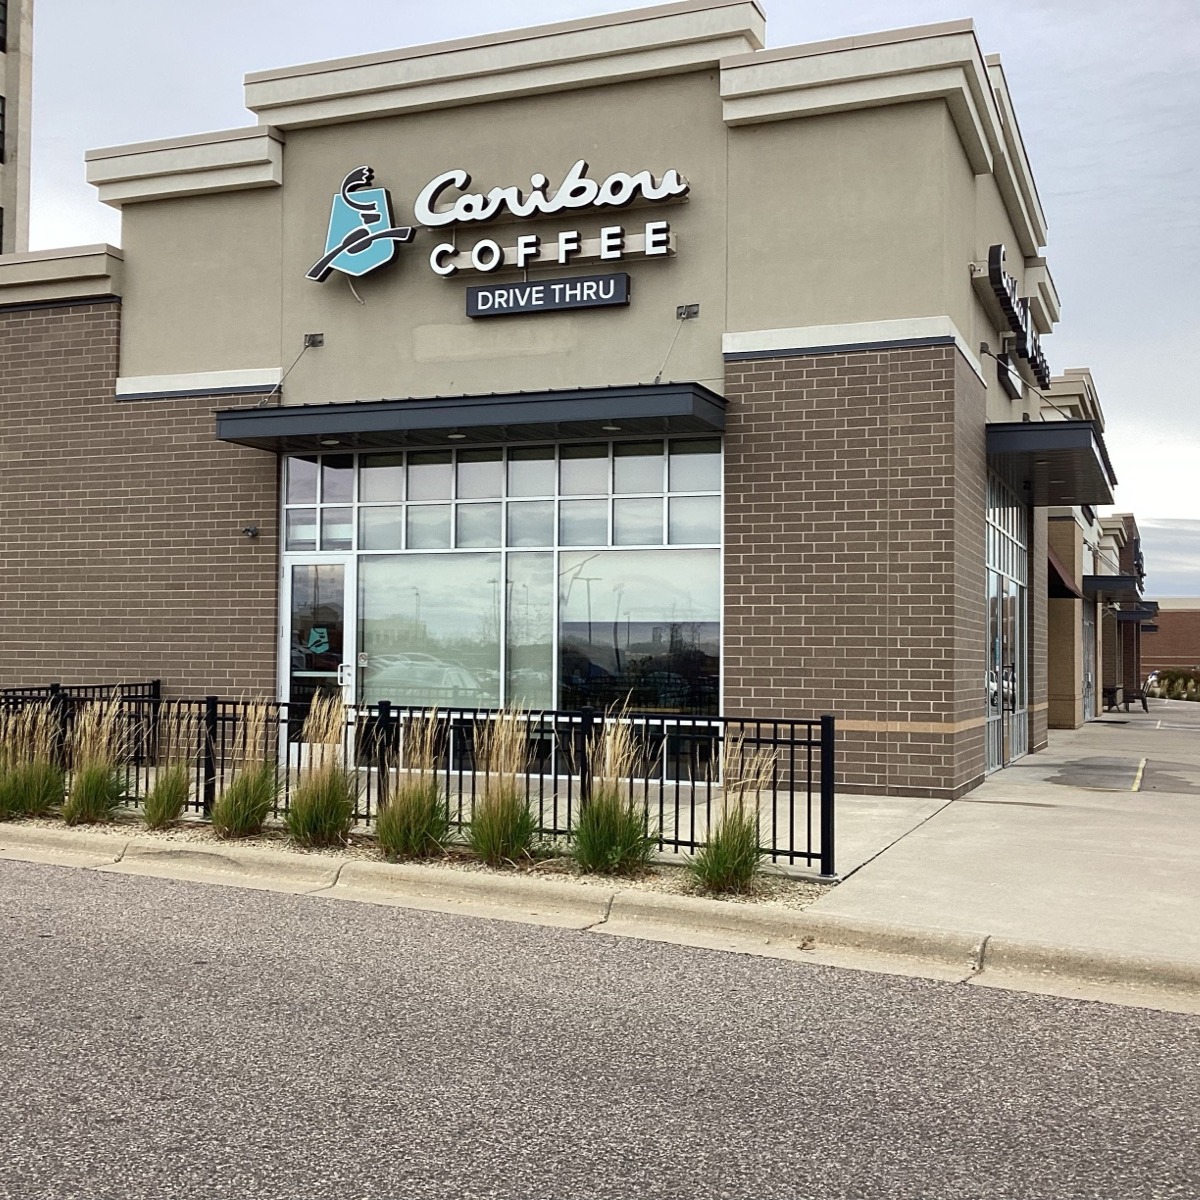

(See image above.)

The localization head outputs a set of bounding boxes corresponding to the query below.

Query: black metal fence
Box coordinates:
[0,685,835,875]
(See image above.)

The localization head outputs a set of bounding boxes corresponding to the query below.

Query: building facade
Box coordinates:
[0,0,33,253]
[0,1,1121,797]
[1143,601,1200,676]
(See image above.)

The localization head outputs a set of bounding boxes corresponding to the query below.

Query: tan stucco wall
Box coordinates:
[114,68,1045,410]
[120,190,284,378]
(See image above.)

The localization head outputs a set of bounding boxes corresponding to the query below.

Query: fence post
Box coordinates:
[202,696,219,816]
[48,683,69,770]
[375,700,393,812]
[819,714,836,878]
[578,706,595,808]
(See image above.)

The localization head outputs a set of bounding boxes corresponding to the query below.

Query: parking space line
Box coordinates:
[1131,758,1147,792]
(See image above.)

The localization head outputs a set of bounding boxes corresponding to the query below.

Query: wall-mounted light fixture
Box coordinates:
[242,525,260,539]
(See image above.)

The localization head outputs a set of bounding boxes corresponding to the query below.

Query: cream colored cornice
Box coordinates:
[720,22,1047,256]
[244,1,765,128]
[85,127,284,209]
[986,58,1048,254]
[0,245,124,305]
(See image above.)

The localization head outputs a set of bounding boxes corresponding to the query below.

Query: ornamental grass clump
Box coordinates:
[211,702,279,839]
[376,711,449,861]
[687,736,775,895]
[0,705,65,820]
[286,693,357,848]
[573,715,658,876]
[142,704,201,831]
[466,707,538,867]
[63,703,128,826]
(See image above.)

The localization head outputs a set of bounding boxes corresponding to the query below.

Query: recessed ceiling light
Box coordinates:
[447,432,467,440]
[319,437,341,447]
[601,424,622,432]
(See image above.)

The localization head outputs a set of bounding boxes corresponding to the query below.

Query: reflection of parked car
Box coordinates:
[365,659,487,706]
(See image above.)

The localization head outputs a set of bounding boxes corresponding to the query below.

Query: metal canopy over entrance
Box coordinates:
[1082,574,1142,602]
[986,420,1116,507]
[216,382,726,453]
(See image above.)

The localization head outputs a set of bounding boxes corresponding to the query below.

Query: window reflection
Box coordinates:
[360,455,405,503]
[506,553,554,710]
[321,455,355,504]
[359,554,502,708]
[559,550,720,714]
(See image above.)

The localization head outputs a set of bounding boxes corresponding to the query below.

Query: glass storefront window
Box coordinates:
[360,454,405,503]
[506,553,554,710]
[321,455,355,504]
[286,508,317,552]
[408,451,453,501]
[613,441,663,494]
[360,506,404,551]
[669,438,721,492]
[283,440,723,712]
[457,448,504,499]
[407,505,452,549]
[286,457,319,505]
[359,554,502,709]
[613,497,663,546]
[560,444,608,495]
[508,446,555,497]
[668,495,721,545]
[507,500,555,547]
[559,549,720,714]
[456,503,502,548]
[560,499,608,546]
[320,507,353,551]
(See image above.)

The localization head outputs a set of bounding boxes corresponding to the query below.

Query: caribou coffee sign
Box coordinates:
[987,244,1051,389]
[308,160,687,314]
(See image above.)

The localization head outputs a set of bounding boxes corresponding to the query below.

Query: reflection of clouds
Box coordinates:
[360,554,500,634]
[560,550,719,621]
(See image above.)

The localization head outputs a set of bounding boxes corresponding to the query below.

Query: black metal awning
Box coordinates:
[986,420,1116,507]
[1083,574,1143,602]
[215,382,726,452]
[1114,603,1159,623]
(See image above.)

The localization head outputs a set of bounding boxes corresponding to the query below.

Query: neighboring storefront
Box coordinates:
[0,1,1123,797]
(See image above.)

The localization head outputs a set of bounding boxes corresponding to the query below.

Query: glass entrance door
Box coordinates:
[1082,601,1097,720]
[281,558,356,707]
[985,474,1029,773]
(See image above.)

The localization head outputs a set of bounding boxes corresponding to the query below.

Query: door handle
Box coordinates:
[336,662,353,688]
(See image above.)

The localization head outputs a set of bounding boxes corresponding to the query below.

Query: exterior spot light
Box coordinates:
[319,437,341,446]
[242,525,260,538]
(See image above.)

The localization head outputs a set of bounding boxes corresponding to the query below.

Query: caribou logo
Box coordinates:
[306,166,414,283]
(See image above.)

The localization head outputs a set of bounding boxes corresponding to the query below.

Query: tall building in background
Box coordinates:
[0,0,33,253]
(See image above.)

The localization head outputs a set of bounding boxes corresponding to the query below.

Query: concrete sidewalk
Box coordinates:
[812,699,1200,994]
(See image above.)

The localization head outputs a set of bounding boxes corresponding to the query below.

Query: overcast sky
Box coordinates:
[23,0,1200,589]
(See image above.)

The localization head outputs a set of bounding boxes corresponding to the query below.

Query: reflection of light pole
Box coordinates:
[612,582,625,674]
[580,576,598,645]
[521,584,530,635]
[410,586,421,629]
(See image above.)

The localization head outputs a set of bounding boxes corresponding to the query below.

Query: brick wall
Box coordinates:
[0,300,279,696]
[723,342,988,798]
[1143,610,1200,674]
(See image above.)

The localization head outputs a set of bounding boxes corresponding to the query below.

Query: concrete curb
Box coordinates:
[0,824,128,864]
[107,838,341,889]
[329,860,612,928]
[3,822,1198,1007]
[604,890,987,969]
[982,935,1200,994]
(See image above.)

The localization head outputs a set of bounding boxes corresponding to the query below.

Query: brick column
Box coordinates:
[724,342,988,798]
